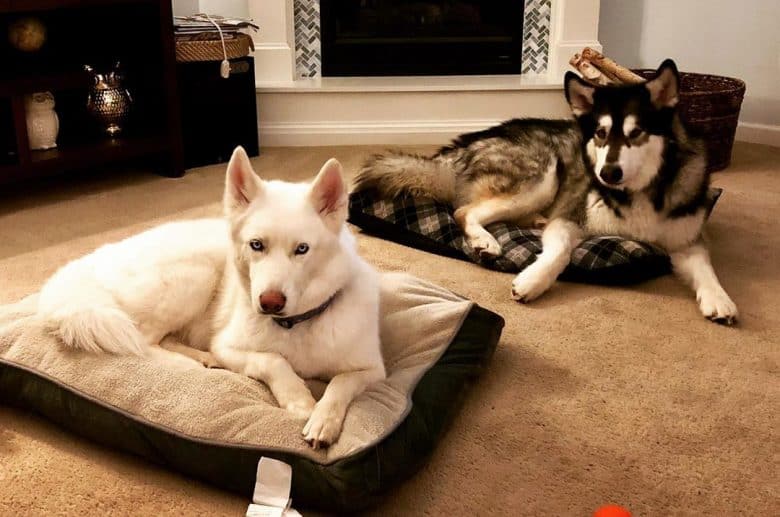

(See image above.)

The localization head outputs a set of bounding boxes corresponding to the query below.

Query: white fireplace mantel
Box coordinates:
[248,0,601,85]
[247,0,296,86]
[246,0,603,146]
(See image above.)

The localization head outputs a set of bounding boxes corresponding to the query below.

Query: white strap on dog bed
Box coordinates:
[246,457,301,517]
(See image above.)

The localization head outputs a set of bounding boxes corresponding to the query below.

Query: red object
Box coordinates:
[593,505,632,517]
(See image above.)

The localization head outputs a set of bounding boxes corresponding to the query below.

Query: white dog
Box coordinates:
[38,147,386,448]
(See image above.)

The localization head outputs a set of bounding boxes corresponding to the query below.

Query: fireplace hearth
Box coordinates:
[321,1,525,76]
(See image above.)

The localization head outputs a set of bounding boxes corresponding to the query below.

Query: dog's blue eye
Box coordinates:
[249,239,264,252]
[295,243,309,255]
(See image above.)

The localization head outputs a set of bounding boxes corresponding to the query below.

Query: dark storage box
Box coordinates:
[176,56,259,169]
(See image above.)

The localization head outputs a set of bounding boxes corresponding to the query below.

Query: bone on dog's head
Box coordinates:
[564,59,681,192]
[223,147,351,317]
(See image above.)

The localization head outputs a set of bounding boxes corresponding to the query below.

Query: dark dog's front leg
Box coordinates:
[670,242,738,325]
[511,218,583,302]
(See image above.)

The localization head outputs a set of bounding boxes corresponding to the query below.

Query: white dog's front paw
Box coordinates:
[200,355,222,369]
[698,288,738,325]
[511,267,555,303]
[302,403,344,449]
[469,233,502,259]
[274,383,316,419]
[187,349,221,368]
[285,397,316,420]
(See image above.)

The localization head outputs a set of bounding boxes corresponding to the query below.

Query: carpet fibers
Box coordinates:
[0,143,777,516]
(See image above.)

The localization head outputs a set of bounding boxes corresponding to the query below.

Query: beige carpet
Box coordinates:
[0,143,777,516]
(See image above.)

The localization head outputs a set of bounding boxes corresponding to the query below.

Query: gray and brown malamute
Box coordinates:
[355,60,737,324]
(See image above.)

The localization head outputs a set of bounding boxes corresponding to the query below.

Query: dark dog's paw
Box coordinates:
[478,248,501,261]
[510,268,555,303]
[708,314,737,326]
[469,234,502,259]
[699,289,738,326]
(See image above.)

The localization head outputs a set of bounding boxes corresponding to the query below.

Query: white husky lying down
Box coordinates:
[38,147,386,448]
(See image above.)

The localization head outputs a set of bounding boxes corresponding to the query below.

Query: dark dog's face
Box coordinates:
[564,59,680,192]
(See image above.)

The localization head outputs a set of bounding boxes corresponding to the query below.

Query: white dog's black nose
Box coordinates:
[600,164,623,185]
[260,291,286,314]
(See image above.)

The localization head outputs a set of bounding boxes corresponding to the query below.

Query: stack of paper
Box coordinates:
[174,15,259,35]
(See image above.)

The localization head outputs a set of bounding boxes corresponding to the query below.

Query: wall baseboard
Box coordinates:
[736,122,780,148]
[258,119,504,146]
[260,120,780,147]
[256,88,570,147]
[259,119,780,148]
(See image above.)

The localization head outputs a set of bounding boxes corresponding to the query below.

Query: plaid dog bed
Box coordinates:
[349,188,722,285]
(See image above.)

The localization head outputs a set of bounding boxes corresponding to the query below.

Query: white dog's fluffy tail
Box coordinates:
[38,276,145,355]
[353,151,457,203]
[47,306,146,355]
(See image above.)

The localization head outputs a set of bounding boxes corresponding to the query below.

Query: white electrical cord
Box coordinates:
[196,13,230,79]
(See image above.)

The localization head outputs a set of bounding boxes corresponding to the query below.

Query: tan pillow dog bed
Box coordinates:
[0,273,503,512]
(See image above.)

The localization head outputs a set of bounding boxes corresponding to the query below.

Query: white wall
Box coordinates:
[172,0,248,18]
[599,0,780,145]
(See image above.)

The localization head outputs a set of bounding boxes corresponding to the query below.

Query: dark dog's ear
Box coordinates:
[564,72,596,116]
[646,59,680,109]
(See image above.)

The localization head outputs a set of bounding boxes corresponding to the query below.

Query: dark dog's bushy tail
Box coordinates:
[352,151,457,203]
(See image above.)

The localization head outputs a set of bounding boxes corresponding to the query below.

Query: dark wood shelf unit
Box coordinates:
[0,0,158,15]
[0,133,168,185]
[0,0,184,186]
[0,70,90,97]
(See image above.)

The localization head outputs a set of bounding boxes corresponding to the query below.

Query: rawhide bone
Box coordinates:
[569,48,646,86]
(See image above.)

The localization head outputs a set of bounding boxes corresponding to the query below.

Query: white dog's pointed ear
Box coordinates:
[564,71,596,116]
[309,158,348,231]
[646,59,680,109]
[224,146,262,215]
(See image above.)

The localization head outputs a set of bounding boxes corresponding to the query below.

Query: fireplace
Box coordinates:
[252,0,605,146]
[320,1,525,76]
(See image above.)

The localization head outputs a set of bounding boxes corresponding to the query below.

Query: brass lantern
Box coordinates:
[84,62,132,136]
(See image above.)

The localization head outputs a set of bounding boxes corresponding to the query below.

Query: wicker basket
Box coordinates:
[633,69,746,172]
[175,33,254,63]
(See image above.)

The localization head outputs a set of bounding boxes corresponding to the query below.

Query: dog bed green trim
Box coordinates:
[0,275,503,513]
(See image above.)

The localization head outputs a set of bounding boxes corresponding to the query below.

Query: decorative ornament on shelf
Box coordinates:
[25,92,59,151]
[84,62,133,137]
[8,17,47,52]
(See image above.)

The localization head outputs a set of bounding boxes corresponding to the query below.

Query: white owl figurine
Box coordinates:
[25,91,59,150]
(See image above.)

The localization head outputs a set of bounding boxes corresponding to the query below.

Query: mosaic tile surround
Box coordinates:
[293,0,551,78]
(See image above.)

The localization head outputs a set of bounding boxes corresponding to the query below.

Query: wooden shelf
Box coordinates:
[33,133,167,164]
[0,0,156,14]
[0,134,169,184]
[0,0,184,186]
[0,160,18,176]
[0,70,89,96]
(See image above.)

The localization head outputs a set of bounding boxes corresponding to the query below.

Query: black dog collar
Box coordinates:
[272,291,340,329]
